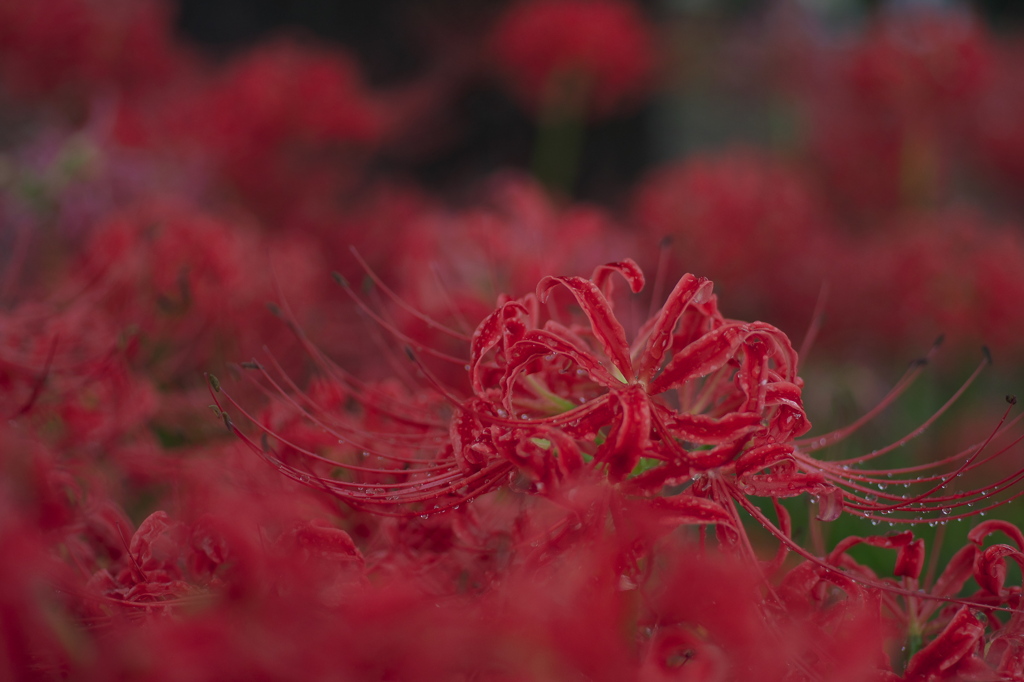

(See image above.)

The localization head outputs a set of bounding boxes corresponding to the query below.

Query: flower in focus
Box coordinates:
[217,256,1024,585]
[217,261,825,563]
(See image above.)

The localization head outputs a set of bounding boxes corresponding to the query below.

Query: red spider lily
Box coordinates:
[213,258,1024,582]
[642,540,890,682]
[822,210,1024,362]
[489,0,656,119]
[631,149,837,335]
[973,41,1024,206]
[804,8,991,216]
[176,39,385,220]
[61,198,332,390]
[388,173,636,331]
[0,0,185,102]
[210,258,816,577]
[460,259,811,490]
[0,297,159,446]
[810,521,1024,679]
[212,259,817,517]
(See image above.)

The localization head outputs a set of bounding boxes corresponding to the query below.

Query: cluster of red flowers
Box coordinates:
[2,1,1024,680]
[635,7,1024,364]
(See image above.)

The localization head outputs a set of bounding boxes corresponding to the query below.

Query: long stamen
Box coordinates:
[732,492,1022,614]
[823,351,988,465]
[794,337,946,452]
[348,246,472,341]
[797,384,1024,526]
[332,272,468,366]
[796,280,829,364]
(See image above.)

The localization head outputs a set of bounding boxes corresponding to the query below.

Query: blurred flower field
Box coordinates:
[2,0,1024,680]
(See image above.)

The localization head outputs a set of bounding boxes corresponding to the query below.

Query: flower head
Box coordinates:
[215,258,1024,576]
[489,0,656,118]
[216,260,822,540]
[461,259,811,488]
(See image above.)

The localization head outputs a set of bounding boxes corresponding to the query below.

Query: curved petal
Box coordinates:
[814,486,845,522]
[974,544,1024,597]
[741,472,832,499]
[537,275,633,380]
[734,443,794,477]
[503,331,620,398]
[595,385,651,481]
[931,545,979,603]
[646,493,737,528]
[903,607,986,681]
[450,409,493,473]
[827,531,916,570]
[469,299,530,394]
[590,258,645,298]
[660,410,762,445]
[637,273,713,384]
[969,519,1024,550]
[646,323,751,395]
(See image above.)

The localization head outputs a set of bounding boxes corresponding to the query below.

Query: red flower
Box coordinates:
[631,149,838,337]
[166,39,385,219]
[215,258,1024,580]
[823,522,1024,680]
[804,8,991,216]
[216,260,830,560]
[463,259,810,485]
[0,0,185,102]
[489,0,656,118]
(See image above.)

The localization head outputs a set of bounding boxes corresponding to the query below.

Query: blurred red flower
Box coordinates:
[489,0,656,118]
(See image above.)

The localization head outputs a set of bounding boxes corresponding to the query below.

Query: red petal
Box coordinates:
[828,531,915,568]
[969,519,1024,550]
[734,443,794,477]
[904,607,985,680]
[894,538,926,579]
[660,410,762,446]
[450,409,492,473]
[646,494,736,528]
[590,258,645,296]
[637,273,712,384]
[647,323,750,395]
[537,275,634,380]
[974,544,1024,597]
[814,485,845,522]
[504,331,619,393]
[469,299,530,393]
[931,545,980,603]
[595,385,651,481]
[290,520,361,558]
[741,472,831,499]
[687,439,744,471]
